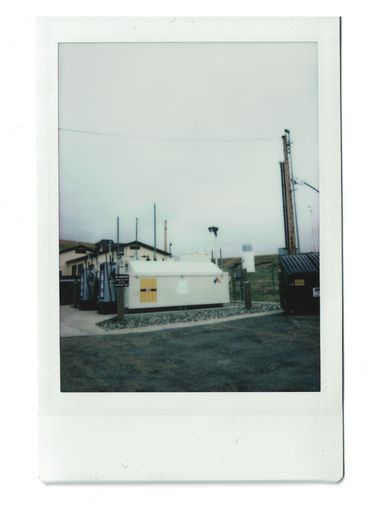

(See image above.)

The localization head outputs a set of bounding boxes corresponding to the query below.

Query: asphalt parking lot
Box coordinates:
[60,312,320,392]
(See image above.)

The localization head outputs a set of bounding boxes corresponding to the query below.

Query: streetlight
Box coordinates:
[292,177,319,193]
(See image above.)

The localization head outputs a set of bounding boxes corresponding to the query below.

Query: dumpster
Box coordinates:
[278,252,319,314]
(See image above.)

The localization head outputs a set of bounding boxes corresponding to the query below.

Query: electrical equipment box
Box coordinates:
[97,261,117,314]
[79,264,98,310]
[125,260,230,310]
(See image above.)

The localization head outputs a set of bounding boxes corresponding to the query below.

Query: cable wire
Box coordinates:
[59,127,280,144]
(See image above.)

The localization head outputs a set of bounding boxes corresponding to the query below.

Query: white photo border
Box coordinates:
[38,17,343,482]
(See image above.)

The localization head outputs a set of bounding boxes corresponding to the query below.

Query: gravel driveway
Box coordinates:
[61,312,320,392]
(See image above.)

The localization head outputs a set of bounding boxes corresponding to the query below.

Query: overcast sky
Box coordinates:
[59,42,319,257]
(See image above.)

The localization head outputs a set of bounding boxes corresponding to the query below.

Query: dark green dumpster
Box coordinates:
[278,252,319,314]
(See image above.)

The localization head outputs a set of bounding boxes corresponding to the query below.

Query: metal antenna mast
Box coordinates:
[164,219,168,252]
[153,203,157,261]
[117,216,122,260]
[135,217,138,260]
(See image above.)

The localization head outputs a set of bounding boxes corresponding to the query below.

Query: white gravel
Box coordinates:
[97,301,280,331]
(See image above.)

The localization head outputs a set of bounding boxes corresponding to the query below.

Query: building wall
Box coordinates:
[59,250,88,276]
[123,245,170,262]
[62,245,171,276]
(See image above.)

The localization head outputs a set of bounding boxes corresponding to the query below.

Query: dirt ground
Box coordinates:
[60,313,320,392]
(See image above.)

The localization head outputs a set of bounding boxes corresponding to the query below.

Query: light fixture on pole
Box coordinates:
[292,177,319,194]
[208,226,219,265]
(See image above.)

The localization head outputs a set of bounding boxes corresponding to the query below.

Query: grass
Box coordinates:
[223,254,280,303]
[249,254,280,302]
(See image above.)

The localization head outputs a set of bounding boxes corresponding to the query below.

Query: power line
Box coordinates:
[58,127,280,144]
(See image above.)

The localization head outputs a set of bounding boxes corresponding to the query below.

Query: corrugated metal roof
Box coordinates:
[129,260,223,277]
[279,252,319,275]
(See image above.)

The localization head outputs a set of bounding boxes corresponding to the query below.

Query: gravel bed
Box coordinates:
[97,301,281,331]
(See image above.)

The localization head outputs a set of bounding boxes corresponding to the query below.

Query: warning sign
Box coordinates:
[115,274,129,287]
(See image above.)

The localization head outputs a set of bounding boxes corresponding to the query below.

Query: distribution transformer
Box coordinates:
[97,261,118,314]
[79,264,98,310]
[125,260,230,311]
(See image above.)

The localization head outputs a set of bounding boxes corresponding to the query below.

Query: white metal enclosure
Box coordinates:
[126,260,230,310]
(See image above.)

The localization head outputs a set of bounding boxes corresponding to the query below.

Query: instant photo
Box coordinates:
[38,17,343,482]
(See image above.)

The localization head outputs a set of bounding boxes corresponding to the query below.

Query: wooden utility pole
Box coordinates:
[282,135,297,255]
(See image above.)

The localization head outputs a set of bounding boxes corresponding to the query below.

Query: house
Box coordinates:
[59,241,96,276]
[59,239,172,276]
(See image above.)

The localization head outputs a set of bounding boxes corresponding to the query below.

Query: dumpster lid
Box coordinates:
[279,252,319,275]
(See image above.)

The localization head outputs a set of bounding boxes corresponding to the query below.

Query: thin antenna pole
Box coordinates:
[164,219,168,252]
[135,217,138,260]
[117,216,120,259]
[153,203,157,260]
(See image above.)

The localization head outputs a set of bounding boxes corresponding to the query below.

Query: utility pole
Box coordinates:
[284,129,300,253]
[281,133,297,255]
[279,162,289,250]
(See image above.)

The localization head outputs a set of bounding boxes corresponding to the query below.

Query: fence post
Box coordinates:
[232,270,236,301]
[117,287,125,321]
[271,264,275,295]
[242,268,252,309]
